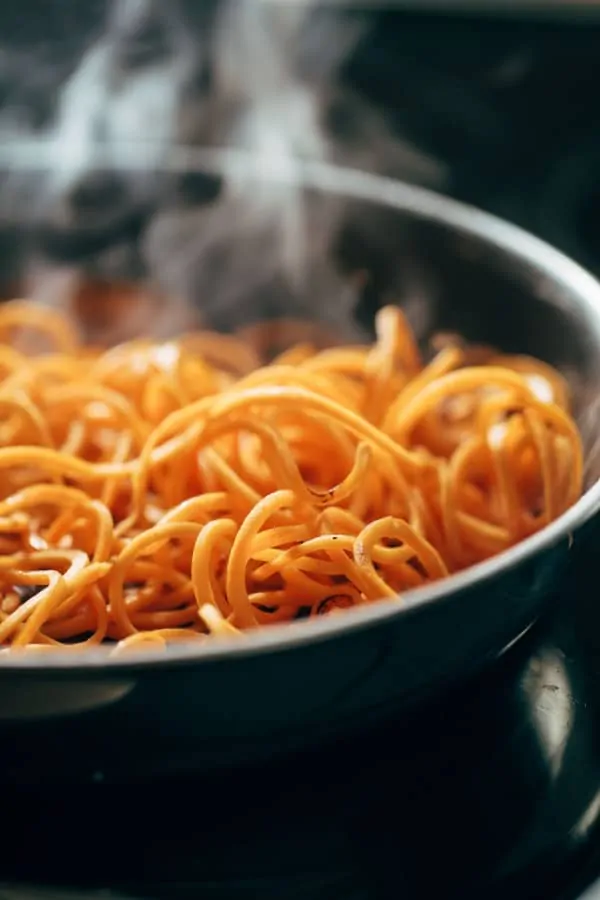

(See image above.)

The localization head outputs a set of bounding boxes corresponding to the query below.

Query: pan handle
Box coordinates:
[0,677,133,721]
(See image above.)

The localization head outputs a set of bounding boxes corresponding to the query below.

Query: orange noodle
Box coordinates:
[0,298,583,653]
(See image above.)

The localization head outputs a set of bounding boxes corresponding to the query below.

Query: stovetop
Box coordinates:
[0,538,598,900]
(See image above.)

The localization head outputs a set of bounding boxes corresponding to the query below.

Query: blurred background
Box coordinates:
[1,0,600,342]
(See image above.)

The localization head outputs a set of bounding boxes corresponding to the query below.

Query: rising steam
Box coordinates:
[0,0,446,345]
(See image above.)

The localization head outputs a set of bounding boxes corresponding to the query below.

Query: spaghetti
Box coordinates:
[0,299,583,653]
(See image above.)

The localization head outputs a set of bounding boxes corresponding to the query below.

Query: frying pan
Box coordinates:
[1,157,600,783]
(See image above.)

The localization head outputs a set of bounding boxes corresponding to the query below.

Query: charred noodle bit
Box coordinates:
[0,299,584,653]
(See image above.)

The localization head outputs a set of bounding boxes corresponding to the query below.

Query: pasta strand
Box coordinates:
[0,300,583,653]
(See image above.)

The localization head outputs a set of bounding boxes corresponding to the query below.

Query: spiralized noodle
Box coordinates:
[0,299,583,653]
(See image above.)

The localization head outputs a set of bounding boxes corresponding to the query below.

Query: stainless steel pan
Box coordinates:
[0,159,599,783]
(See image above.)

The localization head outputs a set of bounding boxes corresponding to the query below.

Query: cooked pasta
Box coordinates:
[0,299,583,653]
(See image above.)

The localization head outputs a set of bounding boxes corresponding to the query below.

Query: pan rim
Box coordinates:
[1,154,600,673]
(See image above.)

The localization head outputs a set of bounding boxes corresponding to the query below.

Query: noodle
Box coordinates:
[0,299,584,653]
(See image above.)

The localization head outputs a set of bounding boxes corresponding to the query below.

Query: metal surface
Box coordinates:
[3,543,600,897]
[1,161,600,777]
[583,883,600,900]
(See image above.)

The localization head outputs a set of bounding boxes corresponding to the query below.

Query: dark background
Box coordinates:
[2,4,600,268]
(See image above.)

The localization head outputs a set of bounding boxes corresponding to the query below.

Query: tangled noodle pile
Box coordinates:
[0,300,583,653]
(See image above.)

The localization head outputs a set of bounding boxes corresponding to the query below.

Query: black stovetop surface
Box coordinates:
[1,540,599,900]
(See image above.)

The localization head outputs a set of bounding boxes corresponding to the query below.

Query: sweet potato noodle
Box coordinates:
[0,300,583,654]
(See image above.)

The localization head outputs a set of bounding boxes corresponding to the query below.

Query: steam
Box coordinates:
[0,0,447,345]
[142,0,445,341]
